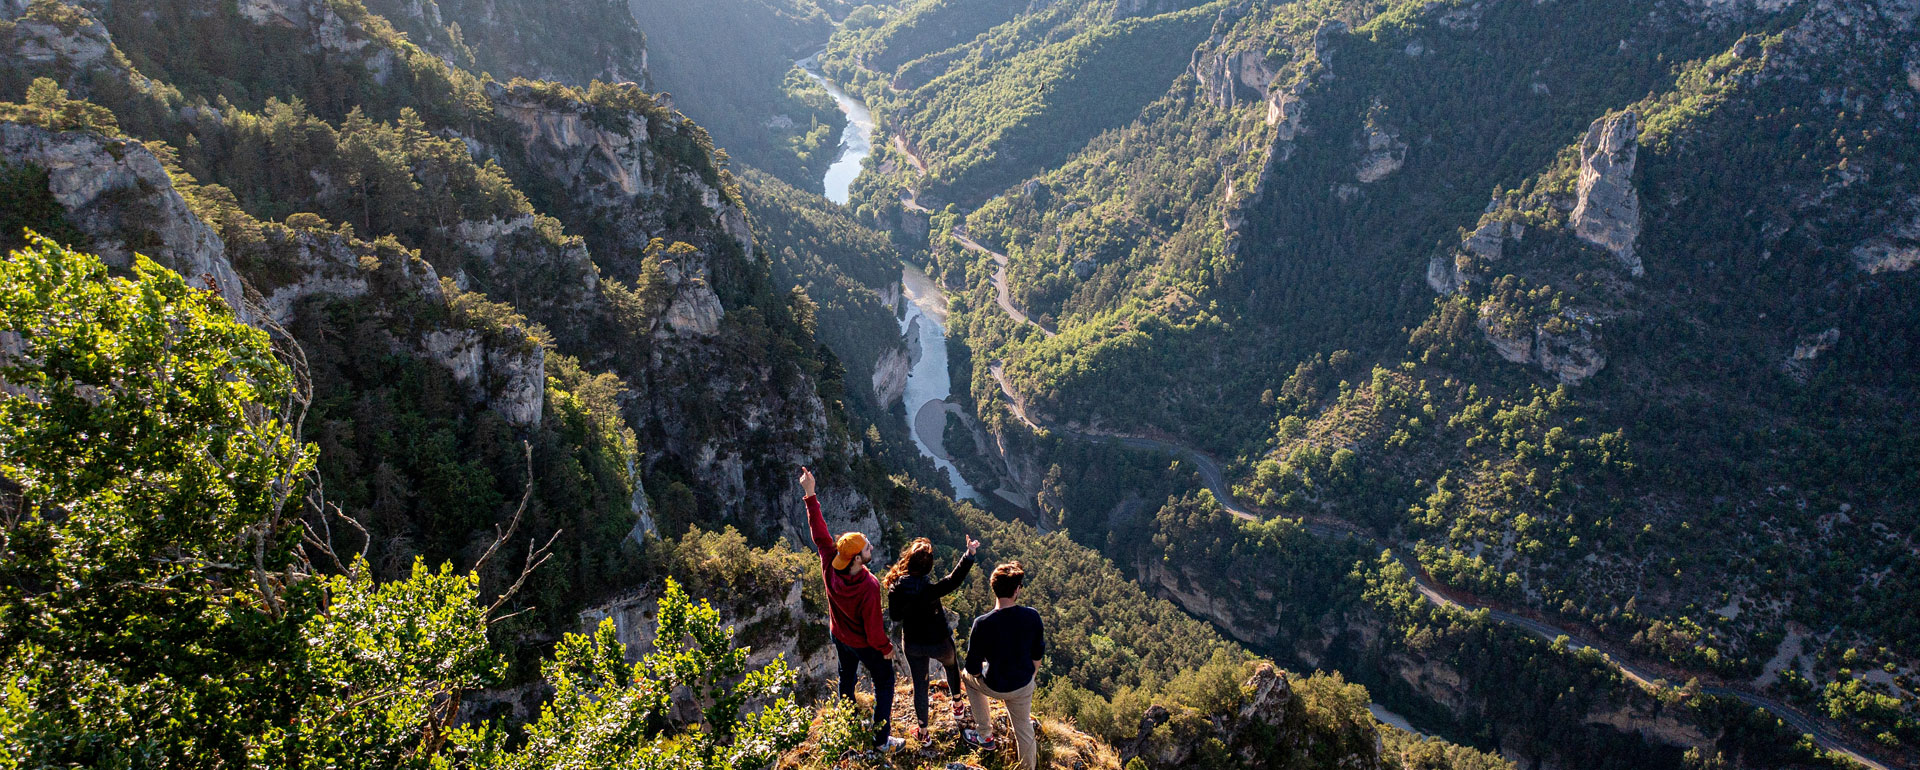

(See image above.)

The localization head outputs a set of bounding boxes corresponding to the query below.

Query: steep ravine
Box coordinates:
[967,226,1898,770]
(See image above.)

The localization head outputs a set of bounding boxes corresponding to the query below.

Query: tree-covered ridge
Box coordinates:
[0,237,810,767]
[0,0,876,639]
[626,0,853,190]
[859,0,1920,755]
[819,0,1224,204]
[361,0,651,88]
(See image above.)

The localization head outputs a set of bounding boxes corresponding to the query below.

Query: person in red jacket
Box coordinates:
[800,466,903,754]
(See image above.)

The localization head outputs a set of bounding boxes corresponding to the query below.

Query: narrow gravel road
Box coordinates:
[979,320,1900,770]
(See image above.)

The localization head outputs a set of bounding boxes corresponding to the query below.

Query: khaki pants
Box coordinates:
[962,671,1036,770]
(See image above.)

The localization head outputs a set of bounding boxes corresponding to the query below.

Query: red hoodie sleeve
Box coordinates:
[864,582,894,656]
[806,494,834,560]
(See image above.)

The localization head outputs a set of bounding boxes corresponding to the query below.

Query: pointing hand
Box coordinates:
[965,535,980,556]
[799,466,816,497]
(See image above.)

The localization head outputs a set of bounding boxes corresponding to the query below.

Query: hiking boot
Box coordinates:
[961,727,996,750]
[877,736,905,754]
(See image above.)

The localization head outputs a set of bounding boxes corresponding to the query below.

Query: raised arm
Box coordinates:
[801,467,833,558]
[930,554,975,598]
[931,535,980,598]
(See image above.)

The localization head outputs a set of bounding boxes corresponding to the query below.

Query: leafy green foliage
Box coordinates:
[466,580,809,770]
[0,77,118,134]
[0,235,314,765]
[0,239,812,768]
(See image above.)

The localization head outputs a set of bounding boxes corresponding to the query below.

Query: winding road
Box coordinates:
[960,232,1902,770]
[952,227,1057,338]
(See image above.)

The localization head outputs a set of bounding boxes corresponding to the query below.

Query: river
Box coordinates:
[796,55,874,207]
[799,55,980,502]
[794,58,1481,749]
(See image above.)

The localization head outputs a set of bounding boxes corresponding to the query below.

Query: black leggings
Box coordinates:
[834,638,894,745]
[905,640,962,727]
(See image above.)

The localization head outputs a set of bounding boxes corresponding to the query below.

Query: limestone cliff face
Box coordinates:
[237,0,397,81]
[1,120,552,427]
[870,344,910,408]
[1476,307,1608,385]
[420,328,546,428]
[0,123,247,317]
[1190,4,1272,110]
[1136,553,1281,647]
[1851,196,1920,274]
[1354,120,1407,184]
[0,2,118,84]
[1429,218,1526,295]
[1570,111,1644,277]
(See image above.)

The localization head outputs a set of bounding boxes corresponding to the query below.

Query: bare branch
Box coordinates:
[486,528,561,618]
[474,441,535,573]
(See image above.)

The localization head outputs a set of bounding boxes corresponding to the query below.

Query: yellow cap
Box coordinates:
[833,532,868,571]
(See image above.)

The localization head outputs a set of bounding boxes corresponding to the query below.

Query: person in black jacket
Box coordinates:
[881,534,979,740]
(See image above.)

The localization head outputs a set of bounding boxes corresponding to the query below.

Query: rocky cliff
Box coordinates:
[362,0,649,87]
[1568,111,1644,277]
[0,123,246,317]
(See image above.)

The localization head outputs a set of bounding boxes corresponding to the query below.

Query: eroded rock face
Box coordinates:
[258,228,441,325]
[1355,122,1407,183]
[1431,219,1526,294]
[1570,111,1645,277]
[1782,327,1841,381]
[3,6,114,74]
[1478,306,1608,384]
[0,123,247,317]
[1191,6,1275,113]
[656,254,724,337]
[237,0,394,78]
[1137,555,1279,646]
[1851,198,1920,273]
[419,328,546,428]
[870,344,910,408]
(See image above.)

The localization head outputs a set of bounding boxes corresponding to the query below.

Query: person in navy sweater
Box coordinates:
[800,466,903,754]
[961,561,1046,769]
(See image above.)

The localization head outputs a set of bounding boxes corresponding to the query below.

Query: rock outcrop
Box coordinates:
[0,123,247,316]
[1478,307,1608,384]
[1355,121,1407,184]
[870,344,910,408]
[1190,5,1273,109]
[1,2,116,80]
[1570,111,1644,277]
[1851,197,1920,273]
[1782,327,1841,381]
[1430,218,1526,294]
[1137,555,1280,646]
[237,0,396,80]
[420,328,546,428]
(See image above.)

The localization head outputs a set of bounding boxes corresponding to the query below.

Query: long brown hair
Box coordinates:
[882,538,936,590]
